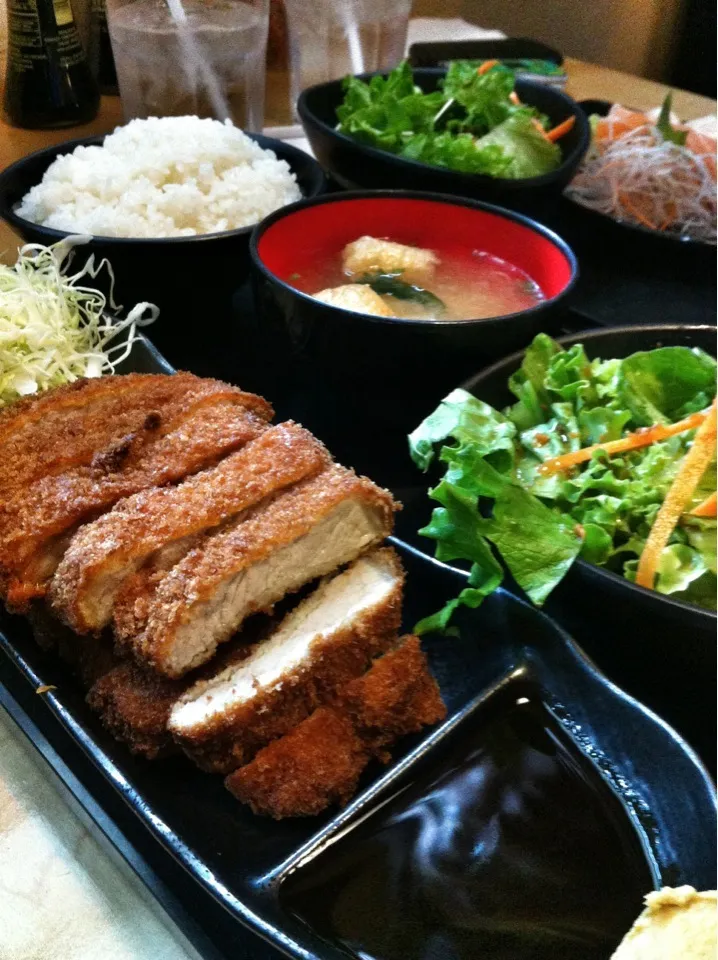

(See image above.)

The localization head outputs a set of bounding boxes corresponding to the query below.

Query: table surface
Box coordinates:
[0,22,716,960]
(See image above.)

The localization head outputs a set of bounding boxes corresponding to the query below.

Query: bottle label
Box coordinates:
[7,0,45,73]
[7,0,87,71]
[52,0,74,25]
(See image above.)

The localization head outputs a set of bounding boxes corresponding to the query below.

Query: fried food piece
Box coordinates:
[85,618,267,760]
[122,465,397,678]
[1,388,273,608]
[50,423,330,634]
[342,236,438,286]
[0,372,270,502]
[169,548,403,773]
[338,634,446,755]
[225,707,368,818]
[314,284,394,317]
[225,635,446,819]
[26,604,121,688]
[87,662,187,759]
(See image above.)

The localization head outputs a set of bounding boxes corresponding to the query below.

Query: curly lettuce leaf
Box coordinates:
[408,388,516,472]
[414,481,504,635]
[410,389,583,629]
[474,113,561,178]
[484,485,583,604]
[409,332,717,629]
[335,60,561,180]
[443,63,521,134]
[401,131,511,176]
[618,347,716,425]
[507,333,562,428]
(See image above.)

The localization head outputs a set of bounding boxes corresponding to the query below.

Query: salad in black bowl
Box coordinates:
[298,61,589,210]
[409,328,716,629]
[405,324,716,760]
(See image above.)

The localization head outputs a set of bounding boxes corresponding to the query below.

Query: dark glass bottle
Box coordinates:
[88,0,119,95]
[4,0,100,128]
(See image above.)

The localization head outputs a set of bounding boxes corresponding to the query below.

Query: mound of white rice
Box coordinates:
[17,116,302,239]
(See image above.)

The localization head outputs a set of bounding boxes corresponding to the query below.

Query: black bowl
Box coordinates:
[249,189,578,482]
[460,323,717,761]
[0,132,327,371]
[297,68,590,217]
[560,100,716,264]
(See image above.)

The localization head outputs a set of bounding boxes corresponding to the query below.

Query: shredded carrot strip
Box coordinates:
[690,491,717,517]
[509,91,521,106]
[546,115,576,142]
[532,118,551,140]
[636,400,717,589]
[477,59,499,75]
[618,192,659,230]
[539,408,710,475]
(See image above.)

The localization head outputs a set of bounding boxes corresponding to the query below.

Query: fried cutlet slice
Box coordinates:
[0,372,269,500]
[50,423,330,634]
[86,661,187,759]
[123,465,397,678]
[168,548,403,773]
[337,634,447,755]
[85,617,269,760]
[26,604,121,689]
[225,635,446,819]
[225,707,369,818]
[1,388,273,608]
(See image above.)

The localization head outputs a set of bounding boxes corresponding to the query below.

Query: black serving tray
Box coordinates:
[1,336,716,960]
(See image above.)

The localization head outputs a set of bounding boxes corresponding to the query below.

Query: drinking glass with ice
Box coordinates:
[106,0,269,130]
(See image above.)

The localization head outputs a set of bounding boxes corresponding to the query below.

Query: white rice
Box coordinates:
[16,116,302,239]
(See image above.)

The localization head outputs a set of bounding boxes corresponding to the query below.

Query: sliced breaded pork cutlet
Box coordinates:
[50,423,330,634]
[0,377,273,608]
[225,635,446,818]
[87,661,189,760]
[0,372,269,500]
[120,465,397,679]
[85,611,277,760]
[168,548,403,773]
[226,707,368,817]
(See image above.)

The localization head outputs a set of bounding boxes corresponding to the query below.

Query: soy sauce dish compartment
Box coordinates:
[279,675,655,960]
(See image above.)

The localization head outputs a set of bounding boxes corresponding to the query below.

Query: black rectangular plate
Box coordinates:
[1,337,715,960]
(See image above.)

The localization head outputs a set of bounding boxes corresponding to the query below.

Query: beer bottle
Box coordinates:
[4,0,100,128]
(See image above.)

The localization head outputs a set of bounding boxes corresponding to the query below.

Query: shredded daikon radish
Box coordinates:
[0,237,158,408]
[566,122,716,244]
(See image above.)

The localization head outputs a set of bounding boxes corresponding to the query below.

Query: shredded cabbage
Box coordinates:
[0,236,158,409]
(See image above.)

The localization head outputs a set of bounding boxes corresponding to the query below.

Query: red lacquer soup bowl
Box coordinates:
[249,192,578,473]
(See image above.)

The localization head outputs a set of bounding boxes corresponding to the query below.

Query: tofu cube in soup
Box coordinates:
[343,237,438,286]
[315,284,395,317]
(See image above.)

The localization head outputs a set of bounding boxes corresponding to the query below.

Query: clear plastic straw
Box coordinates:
[165,0,231,120]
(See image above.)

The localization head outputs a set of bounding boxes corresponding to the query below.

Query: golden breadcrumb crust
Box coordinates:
[170,548,404,774]
[50,422,330,633]
[225,707,368,817]
[0,372,270,501]
[1,388,272,607]
[87,661,188,759]
[126,465,397,677]
[225,635,446,818]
